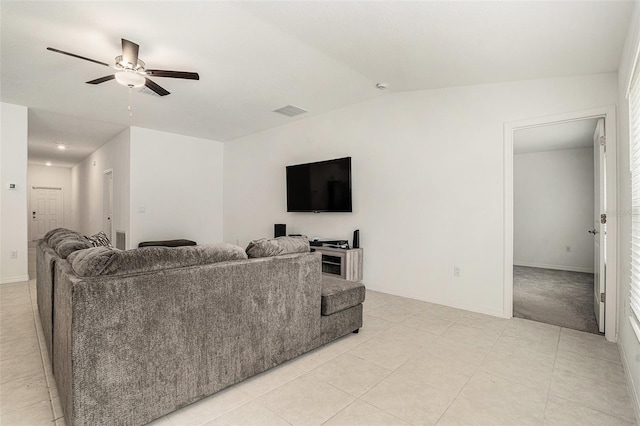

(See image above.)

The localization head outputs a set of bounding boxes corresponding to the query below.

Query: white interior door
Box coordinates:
[103,171,113,241]
[592,118,606,333]
[30,187,63,241]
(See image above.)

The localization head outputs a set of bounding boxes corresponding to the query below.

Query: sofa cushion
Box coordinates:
[321,275,366,316]
[69,243,248,277]
[46,228,81,247]
[43,227,73,243]
[246,236,310,258]
[54,235,93,259]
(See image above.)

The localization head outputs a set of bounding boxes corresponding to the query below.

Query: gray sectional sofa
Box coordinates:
[36,229,364,426]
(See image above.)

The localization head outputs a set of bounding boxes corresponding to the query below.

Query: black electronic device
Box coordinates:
[353,229,360,249]
[326,244,350,249]
[286,157,352,212]
[274,224,286,238]
[310,239,348,247]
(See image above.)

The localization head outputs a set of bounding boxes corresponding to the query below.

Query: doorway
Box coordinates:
[512,118,601,334]
[103,170,113,242]
[504,106,618,342]
[30,186,63,241]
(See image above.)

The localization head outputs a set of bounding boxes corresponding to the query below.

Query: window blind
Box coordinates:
[629,63,640,340]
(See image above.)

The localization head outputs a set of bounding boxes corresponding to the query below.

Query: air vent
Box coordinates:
[273,105,308,117]
[115,230,126,250]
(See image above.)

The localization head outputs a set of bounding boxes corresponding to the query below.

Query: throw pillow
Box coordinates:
[88,231,113,248]
[246,236,310,258]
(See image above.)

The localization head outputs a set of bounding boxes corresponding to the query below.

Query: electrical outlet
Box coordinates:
[9,250,17,259]
[565,246,571,253]
[454,265,461,277]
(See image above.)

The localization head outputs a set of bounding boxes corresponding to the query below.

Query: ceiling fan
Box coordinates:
[47,38,199,97]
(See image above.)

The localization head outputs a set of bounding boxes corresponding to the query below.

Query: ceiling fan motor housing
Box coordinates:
[115,55,145,72]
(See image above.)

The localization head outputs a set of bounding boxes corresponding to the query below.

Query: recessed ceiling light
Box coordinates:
[46,162,52,166]
[57,143,66,150]
[376,83,388,90]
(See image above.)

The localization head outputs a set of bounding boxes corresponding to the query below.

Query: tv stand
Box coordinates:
[311,246,363,281]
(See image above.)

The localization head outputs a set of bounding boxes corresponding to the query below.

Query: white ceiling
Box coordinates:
[0,1,633,167]
[28,109,128,168]
[514,119,600,155]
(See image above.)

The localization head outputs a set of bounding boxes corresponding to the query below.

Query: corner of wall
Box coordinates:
[0,102,29,283]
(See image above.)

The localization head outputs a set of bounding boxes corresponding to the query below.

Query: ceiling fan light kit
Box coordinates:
[114,71,145,88]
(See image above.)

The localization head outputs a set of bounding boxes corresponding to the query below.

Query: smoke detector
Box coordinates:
[376,82,388,90]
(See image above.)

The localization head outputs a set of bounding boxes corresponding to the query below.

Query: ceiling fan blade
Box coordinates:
[121,39,139,67]
[86,75,115,85]
[146,70,200,80]
[46,47,109,67]
[144,78,170,96]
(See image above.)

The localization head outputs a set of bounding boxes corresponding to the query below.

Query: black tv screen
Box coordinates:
[286,157,352,212]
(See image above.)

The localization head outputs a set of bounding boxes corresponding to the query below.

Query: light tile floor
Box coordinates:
[0,280,637,426]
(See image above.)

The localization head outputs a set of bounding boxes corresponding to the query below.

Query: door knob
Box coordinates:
[588,229,599,235]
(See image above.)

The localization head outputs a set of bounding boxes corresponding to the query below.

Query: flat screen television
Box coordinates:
[286,157,352,212]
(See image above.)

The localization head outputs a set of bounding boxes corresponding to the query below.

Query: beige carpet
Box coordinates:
[513,266,601,335]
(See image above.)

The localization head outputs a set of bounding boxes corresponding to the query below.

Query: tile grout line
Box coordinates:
[549,331,636,424]
[540,326,562,424]
[432,319,509,425]
[27,280,60,423]
[244,331,374,401]
[309,313,410,425]
[259,402,294,426]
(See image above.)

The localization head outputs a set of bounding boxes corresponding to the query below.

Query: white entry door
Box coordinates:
[592,118,606,333]
[30,187,63,241]
[103,170,113,241]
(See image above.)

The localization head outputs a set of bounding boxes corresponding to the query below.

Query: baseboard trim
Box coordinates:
[0,275,30,285]
[514,262,594,274]
[366,285,505,318]
[618,339,640,424]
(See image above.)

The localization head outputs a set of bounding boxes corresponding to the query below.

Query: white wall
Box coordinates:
[28,165,73,233]
[514,148,594,273]
[128,127,223,248]
[71,128,130,241]
[224,72,618,317]
[0,102,29,284]
[617,0,640,419]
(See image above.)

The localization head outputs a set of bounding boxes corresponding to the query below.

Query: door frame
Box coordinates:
[29,186,64,242]
[103,169,114,242]
[593,118,606,333]
[503,105,618,341]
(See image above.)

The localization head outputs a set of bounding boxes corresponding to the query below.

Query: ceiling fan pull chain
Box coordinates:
[128,86,133,117]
